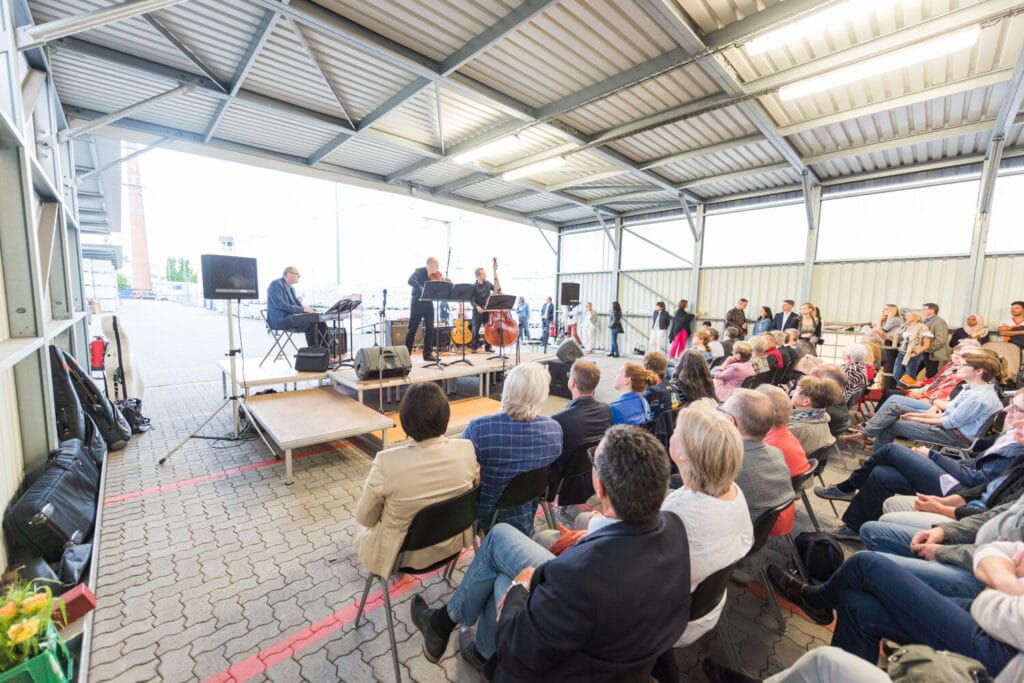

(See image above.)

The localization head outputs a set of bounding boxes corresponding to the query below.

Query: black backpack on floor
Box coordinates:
[793,532,844,583]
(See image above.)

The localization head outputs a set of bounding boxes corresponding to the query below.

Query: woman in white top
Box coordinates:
[661,402,754,647]
[579,301,597,353]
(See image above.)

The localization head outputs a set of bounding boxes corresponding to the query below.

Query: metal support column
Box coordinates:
[612,217,623,306]
[798,173,822,304]
[963,136,1004,316]
[688,203,704,315]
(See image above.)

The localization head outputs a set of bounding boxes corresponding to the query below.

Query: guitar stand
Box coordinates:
[446,282,475,367]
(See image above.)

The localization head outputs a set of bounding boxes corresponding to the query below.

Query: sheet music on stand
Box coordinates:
[419,281,453,369]
[329,297,362,369]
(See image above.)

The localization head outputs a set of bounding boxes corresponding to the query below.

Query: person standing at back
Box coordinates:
[922,302,950,379]
[668,299,694,359]
[608,301,623,357]
[515,296,530,341]
[649,301,671,354]
[539,296,554,349]
[725,299,749,339]
[772,299,799,332]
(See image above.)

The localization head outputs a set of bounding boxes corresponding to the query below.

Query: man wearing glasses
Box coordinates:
[410,426,690,679]
[266,265,325,347]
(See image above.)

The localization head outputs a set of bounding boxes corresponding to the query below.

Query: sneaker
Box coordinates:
[765,565,834,626]
[458,627,488,673]
[827,524,862,542]
[410,595,453,663]
[814,485,855,502]
[839,429,867,442]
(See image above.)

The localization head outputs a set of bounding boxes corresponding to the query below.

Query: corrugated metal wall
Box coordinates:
[619,269,693,315]
[978,254,1024,326]
[698,263,803,321]
[0,371,22,569]
[557,272,616,348]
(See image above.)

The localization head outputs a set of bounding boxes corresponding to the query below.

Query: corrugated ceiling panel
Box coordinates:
[312,0,512,63]
[461,0,681,108]
[452,176,530,202]
[978,254,1024,328]
[605,107,758,163]
[298,25,419,121]
[788,84,1007,158]
[240,18,347,119]
[559,63,722,135]
[566,173,644,189]
[812,257,969,325]
[618,269,693,324]
[370,88,441,148]
[694,168,802,197]
[569,185,662,201]
[214,103,338,157]
[154,0,268,84]
[809,134,992,180]
[544,206,594,223]
[440,87,510,148]
[136,90,224,135]
[50,52,173,114]
[1004,121,1024,148]
[657,140,784,184]
[557,273,616,349]
[476,127,574,169]
[699,264,802,325]
[401,161,477,187]
[522,150,620,186]
[497,194,571,213]
[685,0,785,34]
[321,138,424,176]
[30,0,198,74]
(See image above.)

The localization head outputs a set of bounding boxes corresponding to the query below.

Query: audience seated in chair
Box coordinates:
[714,341,754,402]
[840,343,869,403]
[610,362,656,426]
[353,383,479,578]
[874,340,977,412]
[410,426,692,678]
[757,384,811,536]
[760,332,784,370]
[462,362,562,536]
[643,351,681,417]
[720,389,793,525]
[672,350,719,407]
[748,335,772,375]
[549,359,612,507]
[789,376,842,455]
[809,365,852,435]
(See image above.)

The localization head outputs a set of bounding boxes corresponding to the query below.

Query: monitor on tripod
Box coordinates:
[201,254,259,300]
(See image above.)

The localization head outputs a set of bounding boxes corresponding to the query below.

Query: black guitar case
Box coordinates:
[52,346,131,450]
[49,345,86,443]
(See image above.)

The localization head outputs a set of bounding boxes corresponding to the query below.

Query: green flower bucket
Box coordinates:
[0,624,73,683]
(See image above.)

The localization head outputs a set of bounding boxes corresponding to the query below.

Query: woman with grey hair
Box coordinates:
[462,362,563,535]
[841,343,869,402]
[892,309,933,383]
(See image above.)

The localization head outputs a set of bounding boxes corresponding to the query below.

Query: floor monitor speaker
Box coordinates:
[559,282,580,306]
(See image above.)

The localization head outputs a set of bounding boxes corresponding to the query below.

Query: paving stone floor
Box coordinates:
[87,301,856,682]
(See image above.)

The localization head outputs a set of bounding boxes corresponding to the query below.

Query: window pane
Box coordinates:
[559,230,614,272]
[817,181,977,261]
[988,173,1024,253]
[702,203,807,266]
[620,220,694,270]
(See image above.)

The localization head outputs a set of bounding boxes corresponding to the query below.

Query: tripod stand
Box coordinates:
[419,280,450,370]
[160,299,274,465]
[447,282,475,367]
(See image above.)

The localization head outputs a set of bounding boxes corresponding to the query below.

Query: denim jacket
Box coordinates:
[938,383,1003,439]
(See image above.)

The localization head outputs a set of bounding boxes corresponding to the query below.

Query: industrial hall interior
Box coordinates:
[3,0,1024,682]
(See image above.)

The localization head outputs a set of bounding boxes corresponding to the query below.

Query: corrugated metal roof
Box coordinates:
[33,0,1024,228]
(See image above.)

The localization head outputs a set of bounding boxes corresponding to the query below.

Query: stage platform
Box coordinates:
[244,385,394,483]
[328,348,557,403]
[375,396,502,447]
[217,357,328,396]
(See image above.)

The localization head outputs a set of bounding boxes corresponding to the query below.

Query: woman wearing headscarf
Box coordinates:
[950,313,989,348]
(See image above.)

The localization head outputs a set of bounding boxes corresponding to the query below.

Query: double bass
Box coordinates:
[484,257,519,348]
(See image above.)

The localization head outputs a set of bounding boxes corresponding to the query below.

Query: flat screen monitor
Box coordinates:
[201,254,259,300]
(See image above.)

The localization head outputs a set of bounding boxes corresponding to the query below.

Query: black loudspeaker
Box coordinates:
[200,254,258,300]
[547,360,572,399]
[556,338,584,364]
[559,282,580,306]
[355,346,412,380]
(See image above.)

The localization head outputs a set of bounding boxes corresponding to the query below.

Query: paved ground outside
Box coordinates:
[87,300,852,682]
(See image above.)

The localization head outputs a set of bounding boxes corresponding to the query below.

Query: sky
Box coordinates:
[128,148,557,310]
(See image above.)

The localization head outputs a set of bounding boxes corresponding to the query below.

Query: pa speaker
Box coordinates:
[559,282,580,306]
[556,338,584,364]
[355,346,412,380]
[201,254,258,300]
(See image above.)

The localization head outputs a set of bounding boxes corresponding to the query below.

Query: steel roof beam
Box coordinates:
[637,0,817,185]
[484,190,533,207]
[681,163,792,189]
[16,0,189,50]
[639,135,763,171]
[143,14,228,92]
[59,84,193,141]
[285,17,355,128]
[385,157,438,182]
[75,136,167,182]
[203,9,278,142]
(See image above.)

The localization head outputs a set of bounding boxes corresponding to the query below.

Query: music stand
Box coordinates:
[420,281,452,370]
[484,294,517,363]
[328,298,361,370]
[448,283,475,367]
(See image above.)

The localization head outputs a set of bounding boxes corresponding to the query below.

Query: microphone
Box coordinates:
[382,288,388,310]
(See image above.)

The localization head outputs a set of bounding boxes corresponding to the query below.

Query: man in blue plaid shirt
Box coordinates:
[463,362,563,535]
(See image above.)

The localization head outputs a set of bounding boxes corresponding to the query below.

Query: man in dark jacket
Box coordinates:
[725,298,748,339]
[548,360,613,506]
[266,265,324,346]
[410,426,690,681]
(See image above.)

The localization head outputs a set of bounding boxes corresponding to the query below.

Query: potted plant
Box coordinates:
[0,581,70,683]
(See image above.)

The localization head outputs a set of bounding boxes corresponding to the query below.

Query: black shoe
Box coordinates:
[410,595,452,663]
[423,354,438,361]
[458,627,488,673]
[702,657,760,683]
[765,565,833,626]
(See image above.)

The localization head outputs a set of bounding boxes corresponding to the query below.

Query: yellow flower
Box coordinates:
[6,617,40,644]
[0,602,16,620]
[19,593,48,613]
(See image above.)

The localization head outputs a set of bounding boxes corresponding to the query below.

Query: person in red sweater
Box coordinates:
[756,384,810,535]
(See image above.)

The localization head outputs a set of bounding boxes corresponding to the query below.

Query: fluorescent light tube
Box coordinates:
[747,0,898,55]
[501,156,565,181]
[453,136,520,164]
[778,26,980,101]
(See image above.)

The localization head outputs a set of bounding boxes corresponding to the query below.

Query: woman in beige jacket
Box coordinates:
[354,383,479,577]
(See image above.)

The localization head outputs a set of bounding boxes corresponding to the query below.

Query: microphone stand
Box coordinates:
[378,288,387,413]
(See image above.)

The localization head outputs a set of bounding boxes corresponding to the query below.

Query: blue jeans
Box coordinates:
[859,524,983,599]
[842,443,955,530]
[610,329,620,355]
[862,396,969,449]
[541,319,550,348]
[446,523,554,658]
[892,352,924,383]
[806,552,1014,671]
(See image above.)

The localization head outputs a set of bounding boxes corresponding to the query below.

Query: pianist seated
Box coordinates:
[266,265,326,347]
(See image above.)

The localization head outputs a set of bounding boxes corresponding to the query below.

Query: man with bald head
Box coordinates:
[266,265,324,347]
[721,388,793,524]
[407,256,443,361]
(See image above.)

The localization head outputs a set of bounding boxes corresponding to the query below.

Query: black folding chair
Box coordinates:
[806,445,839,517]
[545,439,600,509]
[793,458,821,532]
[486,466,555,532]
[741,371,773,389]
[746,498,794,632]
[259,309,299,368]
[354,486,480,682]
[911,408,1006,459]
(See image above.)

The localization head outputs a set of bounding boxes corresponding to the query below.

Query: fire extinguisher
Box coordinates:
[548,321,556,337]
[89,337,106,371]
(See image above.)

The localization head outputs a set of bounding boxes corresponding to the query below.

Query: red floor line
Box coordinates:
[102,441,353,505]
[203,548,476,683]
[745,581,836,632]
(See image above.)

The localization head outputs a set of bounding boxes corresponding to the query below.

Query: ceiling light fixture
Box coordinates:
[452,136,521,165]
[746,0,898,55]
[502,156,566,181]
[778,25,980,101]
